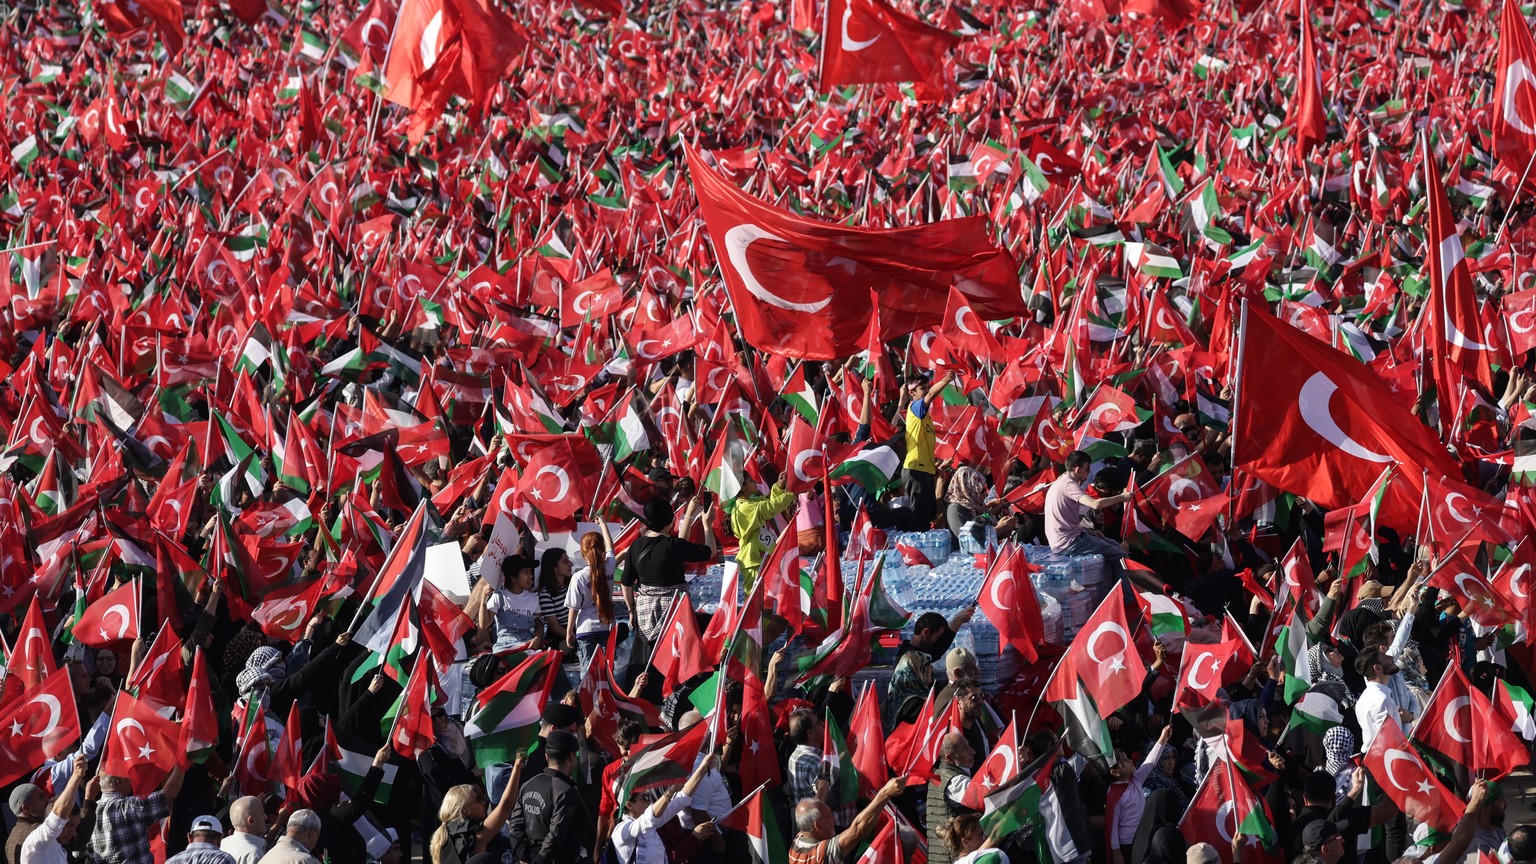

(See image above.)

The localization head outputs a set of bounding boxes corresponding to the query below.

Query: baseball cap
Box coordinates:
[1302,820,1343,849]
[1186,843,1220,864]
[190,815,224,836]
[7,784,39,816]
[546,729,580,758]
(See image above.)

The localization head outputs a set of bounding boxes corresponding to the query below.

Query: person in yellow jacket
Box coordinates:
[723,469,796,586]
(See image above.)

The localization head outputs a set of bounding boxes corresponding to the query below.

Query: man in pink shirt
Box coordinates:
[1044,451,1129,558]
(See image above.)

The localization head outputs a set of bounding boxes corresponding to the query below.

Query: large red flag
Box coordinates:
[1496,0,1536,179]
[651,594,708,696]
[1365,717,1464,833]
[1424,152,1496,400]
[72,579,140,648]
[819,0,959,99]
[179,649,218,767]
[977,544,1044,664]
[1044,587,1147,715]
[103,691,180,794]
[1413,660,1526,779]
[1289,0,1327,158]
[689,150,1023,359]
[0,668,80,787]
[1232,306,1459,512]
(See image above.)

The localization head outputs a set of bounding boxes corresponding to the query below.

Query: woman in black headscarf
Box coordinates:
[1130,789,1186,864]
[1335,607,1383,692]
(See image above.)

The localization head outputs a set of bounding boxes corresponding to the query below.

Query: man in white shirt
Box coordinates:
[1353,646,1406,751]
[1044,451,1128,556]
[18,755,87,864]
[219,796,268,864]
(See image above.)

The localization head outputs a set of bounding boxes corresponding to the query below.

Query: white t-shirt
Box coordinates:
[487,589,541,645]
[565,557,617,638]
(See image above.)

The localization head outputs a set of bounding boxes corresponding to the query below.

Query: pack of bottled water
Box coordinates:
[1022,546,1109,639]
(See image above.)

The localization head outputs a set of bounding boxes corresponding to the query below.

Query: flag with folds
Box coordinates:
[0,667,80,787]
[689,148,1023,359]
[103,690,180,795]
[1233,306,1460,513]
[465,650,562,767]
[1365,717,1464,833]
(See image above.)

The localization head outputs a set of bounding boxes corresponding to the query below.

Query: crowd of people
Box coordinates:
[4,0,1536,857]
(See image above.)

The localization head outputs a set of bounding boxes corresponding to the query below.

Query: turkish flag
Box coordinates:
[818,0,959,100]
[1232,306,1459,512]
[233,707,273,795]
[690,150,1023,360]
[560,269,624,327]
[940,287,1005,363]
[103,691,180,795]
[1502,288,1536,355]
[391,659,438,759]
[1422,473,1513,553]
[1143,452,1221,527]
[978,544,1045,664]
[1365,717,1464,833]
[271,701,304,796]
[72,579,140,648]
[1044,587,1147,715]
[180,649,219,766]
[1179,760,1277,863]
[10,598,57,695]
[1413,660,1527,779]
[515,438,599,520]
[737,667,784,792]
[1174,638,1245,708]
[956,715,1020,810]
[652,593,708,696]
[125,624,185,712]
[1424,550,1514,630]
[1424,154,1496,397]
[1077,384,1144,438]
[0,668,81,787]
[1495,0,1536,178]
[1289,0,1328,159]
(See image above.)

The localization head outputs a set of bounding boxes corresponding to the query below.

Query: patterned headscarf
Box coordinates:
[1324,726,1356,776]
[235,646,287,708]
[945,466,989,515]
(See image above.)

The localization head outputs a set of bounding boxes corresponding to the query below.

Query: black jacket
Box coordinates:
[508,768,594,864]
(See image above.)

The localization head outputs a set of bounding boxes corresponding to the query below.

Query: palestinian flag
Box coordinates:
[864,556,911,630]
[611,391,650,462]
[782,363,820,424]
[823,709,859,811]
[1136,589,1189,640]
[464,650,562,767]
[1291,688,1344,733]
[980,751,1055,838]
[1274,603,1312,704]
[720,783,786,864]
[1052,674,1113,763]
[350,502,431,658]
[828,446,900,492]
[618,720,710,807]
[702,418,750,501]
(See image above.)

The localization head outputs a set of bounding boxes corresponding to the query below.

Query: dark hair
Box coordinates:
[1508,825,1536,862]
[788,708,818,745]
[1131,439,1158,458]
[501,554,535,582]
[1354,646,1388,678]
[914,612,947,633]
[538,547,568,592]
[1361,621,1394,649]
[1303,770,1335,804]
[615,719,643,749]
[1065,451,1092,470]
